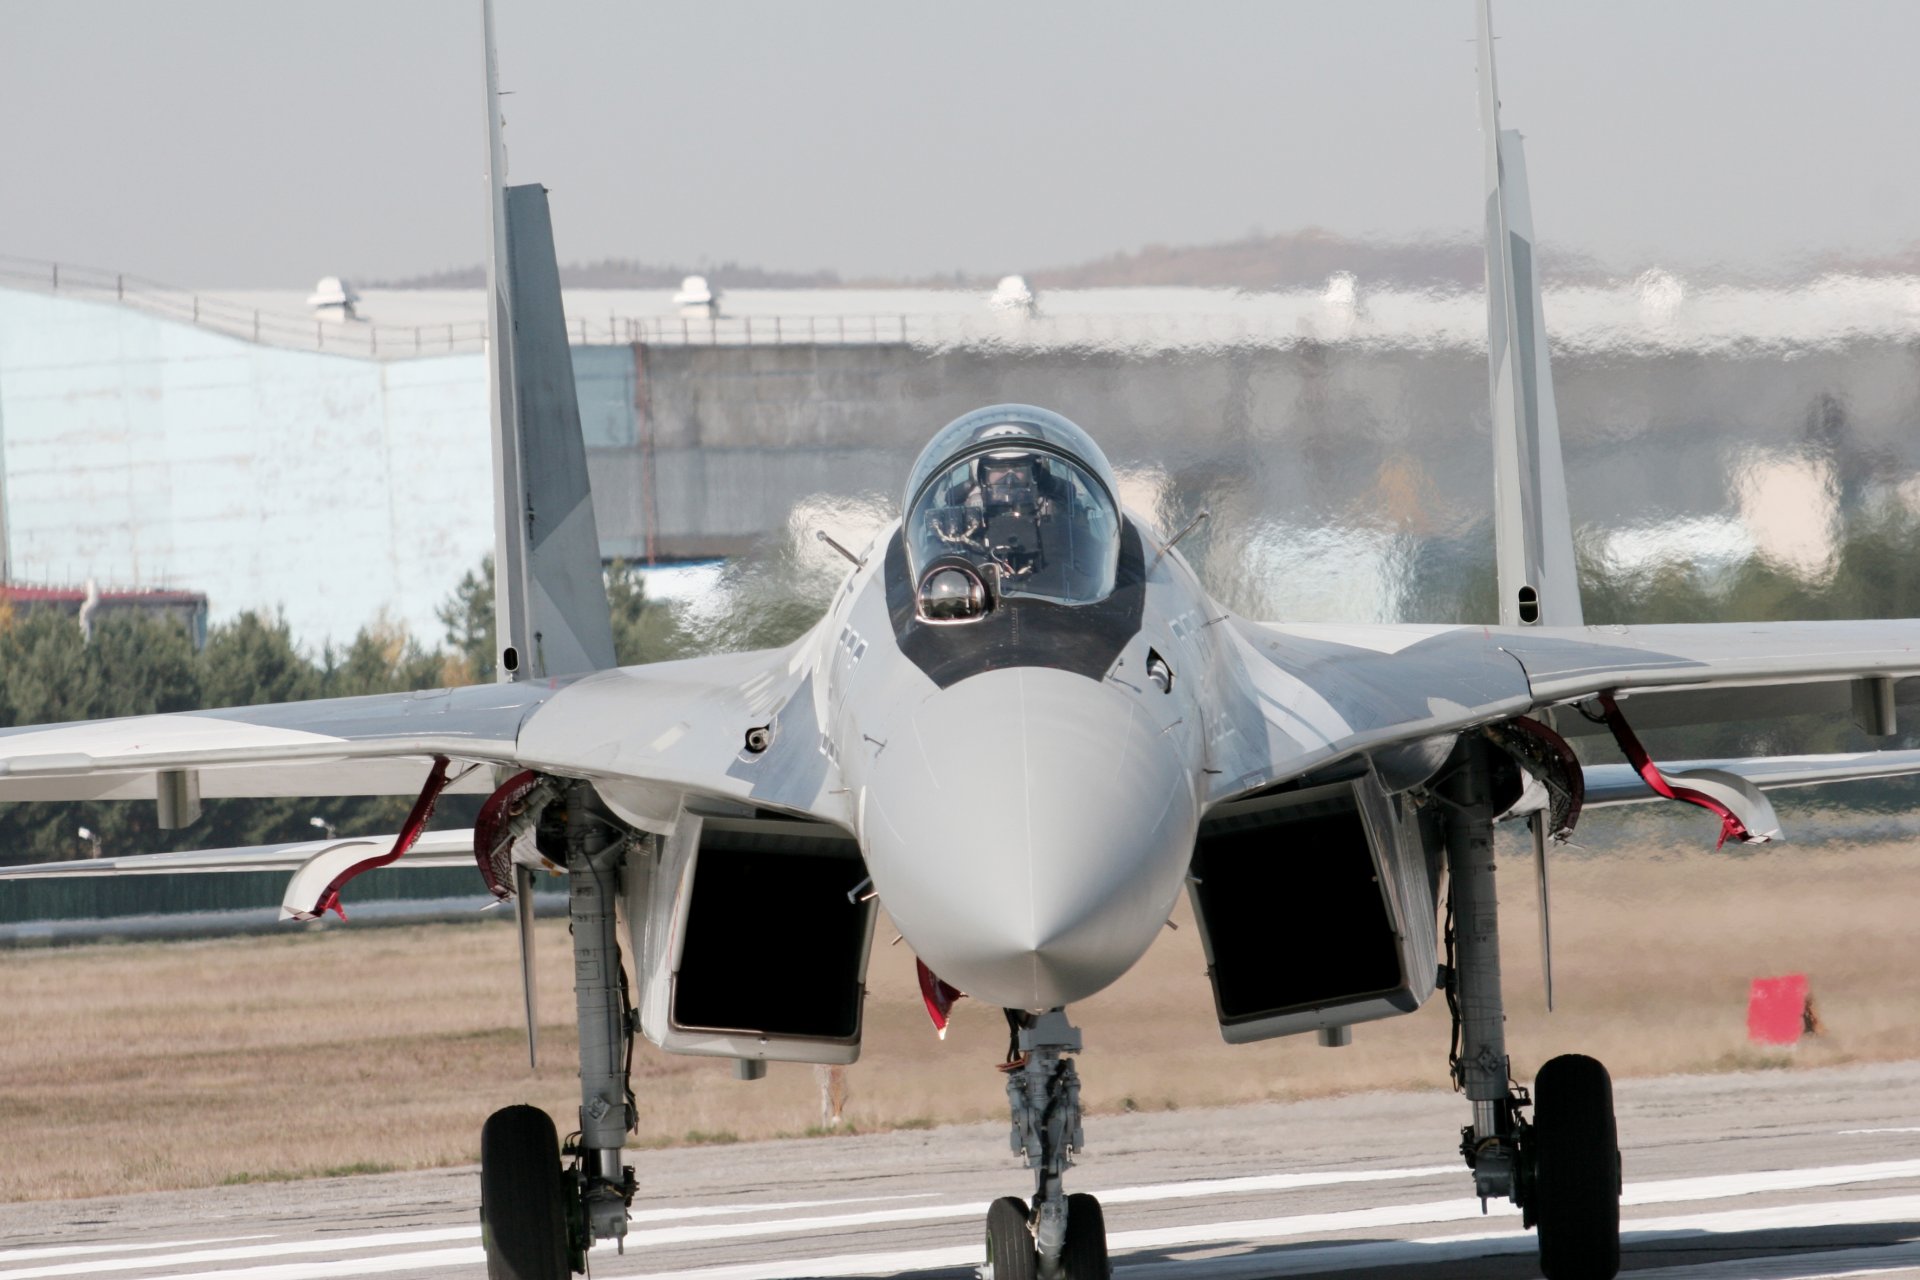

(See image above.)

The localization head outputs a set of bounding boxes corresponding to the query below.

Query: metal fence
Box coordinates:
[0,256,937,358]
[0,256,491,358]
[0,255,1344,358]
[616,313,913,346]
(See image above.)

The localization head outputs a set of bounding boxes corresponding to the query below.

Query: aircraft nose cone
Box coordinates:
[862,666,1198,1009]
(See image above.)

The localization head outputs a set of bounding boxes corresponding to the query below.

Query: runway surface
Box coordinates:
[5,1061,1920,1280]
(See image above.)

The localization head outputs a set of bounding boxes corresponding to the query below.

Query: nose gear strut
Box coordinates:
[984,1009,1107,1280]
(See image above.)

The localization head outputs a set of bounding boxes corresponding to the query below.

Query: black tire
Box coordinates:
[1062,1193,1109,1280]
[480,1104,570,1280]
[985,1196,1036,1280]
[1532,1054,1621,1280]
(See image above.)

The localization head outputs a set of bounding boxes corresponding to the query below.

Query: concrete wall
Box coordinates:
[6,283,1918,643]
[0,289,491,645]
[604,339,1920,578]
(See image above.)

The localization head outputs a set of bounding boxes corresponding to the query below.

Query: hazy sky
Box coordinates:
[4,2,1917,287]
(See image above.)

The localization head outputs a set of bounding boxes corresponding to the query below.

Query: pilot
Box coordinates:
[927,452,1077,578]
[976,453,1070,516]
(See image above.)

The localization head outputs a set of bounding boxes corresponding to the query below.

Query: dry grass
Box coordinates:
[4,837,1915,1201]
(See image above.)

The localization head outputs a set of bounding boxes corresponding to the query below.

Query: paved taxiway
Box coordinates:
[4,1061,1920,1280]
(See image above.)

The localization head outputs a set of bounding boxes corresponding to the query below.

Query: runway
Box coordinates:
[4,1061,1920,1280]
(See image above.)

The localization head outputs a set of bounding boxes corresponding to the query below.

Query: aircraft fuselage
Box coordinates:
[814,485,1223,1009]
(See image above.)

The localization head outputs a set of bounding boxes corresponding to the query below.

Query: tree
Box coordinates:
[438,556,496,684]
[0,610,202,864]
[438,555,695,674]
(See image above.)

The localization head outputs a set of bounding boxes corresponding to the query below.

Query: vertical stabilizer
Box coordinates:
[1478,1,1582,628]
[483,0,616,680]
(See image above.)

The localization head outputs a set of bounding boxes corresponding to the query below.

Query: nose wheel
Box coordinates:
[982,1194,1108,1280]
[1060,1193,1109,1280]
[984,1197,1036,1280]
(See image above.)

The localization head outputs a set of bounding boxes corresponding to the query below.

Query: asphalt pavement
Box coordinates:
[4,1061,1919,1280]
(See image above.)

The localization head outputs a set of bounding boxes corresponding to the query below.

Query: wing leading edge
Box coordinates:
[0,629,844,830]
[1214,618,1920,809]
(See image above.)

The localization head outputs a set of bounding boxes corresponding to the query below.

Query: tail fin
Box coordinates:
[483,0,616,680]
[1478,1,1582,628]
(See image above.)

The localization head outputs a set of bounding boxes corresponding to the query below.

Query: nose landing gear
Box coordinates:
[983,1010,1109,1280]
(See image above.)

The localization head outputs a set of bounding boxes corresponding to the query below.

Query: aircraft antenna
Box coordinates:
[483,0,532,680]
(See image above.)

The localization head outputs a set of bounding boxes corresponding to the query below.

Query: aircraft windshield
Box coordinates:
[906,447,1119,606]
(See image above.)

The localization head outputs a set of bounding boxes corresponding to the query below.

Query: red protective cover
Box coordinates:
[916,958,965,1039]
[1747,973,1810,1046]
[1597,693,1759,848]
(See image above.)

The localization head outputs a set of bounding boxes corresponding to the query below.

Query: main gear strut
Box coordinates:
[1435,733,1622,1280]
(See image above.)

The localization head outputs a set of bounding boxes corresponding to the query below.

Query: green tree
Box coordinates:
[200,612,319,707]
[437,556,496,684]
[438,555,696,674]
[0,610,202,864]
[322,616,450,697]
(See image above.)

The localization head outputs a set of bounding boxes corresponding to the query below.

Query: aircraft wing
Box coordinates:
[0,628,841,825]
[0,827,480,877]
[1582,749,1920,807]
[1212,618,1920,805]
[0,680,549,803]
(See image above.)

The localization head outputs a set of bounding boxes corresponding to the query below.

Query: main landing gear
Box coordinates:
[1439,737,1621,1280]
[983,1010,1109,1280]
[480,785,637,1280]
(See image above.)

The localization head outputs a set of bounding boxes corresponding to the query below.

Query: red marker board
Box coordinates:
[1747,974,1809,1046]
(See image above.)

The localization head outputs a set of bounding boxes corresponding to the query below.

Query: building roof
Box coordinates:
[3,583,209,606]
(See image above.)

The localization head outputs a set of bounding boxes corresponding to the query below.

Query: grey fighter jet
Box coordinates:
[5,5,1920,1280]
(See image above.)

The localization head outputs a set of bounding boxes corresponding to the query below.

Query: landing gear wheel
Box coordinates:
[1532,1054,1621,1280]
[984,1196,1037,1280]
[1061,1193,1108,1280]
[480,1105,571,1280]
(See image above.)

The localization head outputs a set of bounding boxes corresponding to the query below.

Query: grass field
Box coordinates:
[5,835,1915,1201]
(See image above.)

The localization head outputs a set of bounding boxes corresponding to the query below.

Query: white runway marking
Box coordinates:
[0,1229,477,1279]
[625,1192,939,1225]
[1088,1163,1459,1203]
[16,1159,1920,1280]
[1623,1157,1920,1205]
[0,1238,271,1263]
[1840,1126,1920,1135]
[144,1250,485,1280]
[557,1192,1920,1280]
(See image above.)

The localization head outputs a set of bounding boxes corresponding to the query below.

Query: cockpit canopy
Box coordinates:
[903,406,1121,614]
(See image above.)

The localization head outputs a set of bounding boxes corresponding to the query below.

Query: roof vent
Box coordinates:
[672,274,720,318]
[989,274,1037,317]
[305,276,360,322]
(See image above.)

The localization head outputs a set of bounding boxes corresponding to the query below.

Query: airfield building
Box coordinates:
[1,257,1917,646]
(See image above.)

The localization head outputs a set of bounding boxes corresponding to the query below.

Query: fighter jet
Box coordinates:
[4,5,1919,1280]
